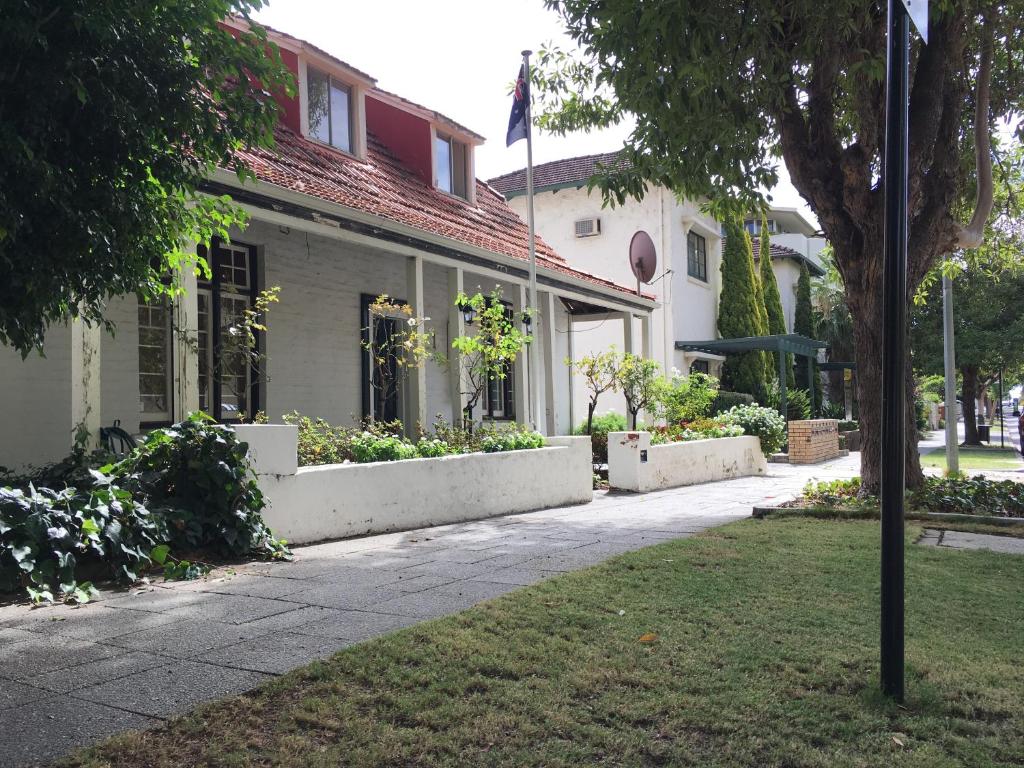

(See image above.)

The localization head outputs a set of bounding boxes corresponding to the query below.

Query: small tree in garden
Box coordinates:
[758,216,794,389]
[616,354,661,430]
[718,221,770,402]
[361,295,438,422]
[451,289,532,424]
[654,370,719,425]
[568,348,621,435]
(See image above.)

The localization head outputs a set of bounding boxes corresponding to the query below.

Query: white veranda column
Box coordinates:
[173,256,200,421]
[511,283,530,425]
[406,255,427,438]
[620,311,638,357]
[447,267,468,426]
[540,290,560,435]
[70,314,101,449]
[640,312,654,361]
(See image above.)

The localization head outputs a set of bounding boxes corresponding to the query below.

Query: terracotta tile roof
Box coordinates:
[233,127,652,300]
[748,237,826,276]
[487,150,630,197]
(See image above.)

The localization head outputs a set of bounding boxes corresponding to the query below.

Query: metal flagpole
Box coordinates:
[942,272,959,472]
[521,49,542,432]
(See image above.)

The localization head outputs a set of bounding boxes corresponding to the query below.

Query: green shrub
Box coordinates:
[284,412,355,465]
[576,412,628,464]
[802,478,870,508]
[415,438,452,458]
[349,432,418,463]
[720,404,787,456]
[479,424,545,453]
[710,391,755,415]
[113,414,288,560]
[650,422,745,444]
[819,400,845,419]
[911,476,1024,518]
[0,481,164,604]
[838,420,859,432]
[766,381,812,421]
[655,371,719,424]
[2,413,288,604]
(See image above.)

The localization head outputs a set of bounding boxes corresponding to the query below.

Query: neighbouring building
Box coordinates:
[744,207,826,332]
[489,154,724,423]
[0,22,656,470]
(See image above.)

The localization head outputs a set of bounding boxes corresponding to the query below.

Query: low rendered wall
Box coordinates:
[232,426,593,545]
[607,432,766,493]
[787,419,841,464]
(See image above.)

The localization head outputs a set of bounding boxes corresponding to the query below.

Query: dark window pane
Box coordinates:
[307,68,330,143]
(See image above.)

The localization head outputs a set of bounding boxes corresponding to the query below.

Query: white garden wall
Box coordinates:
[233,425,593,544]
[607,431,766,493]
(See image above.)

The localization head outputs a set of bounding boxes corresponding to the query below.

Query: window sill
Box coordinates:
[686,275,711,289]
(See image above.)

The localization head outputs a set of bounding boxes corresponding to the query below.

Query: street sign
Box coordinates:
[844,369,853,383]
[899,0,928,42]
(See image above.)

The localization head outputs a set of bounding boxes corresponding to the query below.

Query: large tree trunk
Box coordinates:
[850,291,924,495]
[961,364,981,445]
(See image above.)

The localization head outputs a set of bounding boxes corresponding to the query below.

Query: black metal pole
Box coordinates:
[880,0,909,703]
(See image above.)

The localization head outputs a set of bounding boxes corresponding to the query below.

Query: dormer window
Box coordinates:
[435,132,469,199]
[307,66,352,153]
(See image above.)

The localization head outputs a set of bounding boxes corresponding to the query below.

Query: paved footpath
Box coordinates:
[0,456,857,767]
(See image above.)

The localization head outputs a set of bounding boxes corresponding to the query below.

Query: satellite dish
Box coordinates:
[629,230,657,284]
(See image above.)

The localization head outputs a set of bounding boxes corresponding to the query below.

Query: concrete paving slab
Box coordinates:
[105,618,269,656]
[0,635,124,681]
[281,583,408,610]
[370,587,497,618]
[194,574,311,599]
[0,678,52,711]
[0,694,156,768]
[74,660,270,718]
[162,593,300,624]
[24,651,168,694]
[12,605,179,642]
[199,631,353,674]
[288,609,420,642]
[935,530,1024,555]
[477,567,563,586]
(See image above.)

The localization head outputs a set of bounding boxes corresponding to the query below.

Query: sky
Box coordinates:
[254,0,818,226]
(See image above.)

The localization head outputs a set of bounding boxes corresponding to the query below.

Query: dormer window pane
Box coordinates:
[435,135,452,193]
[307,66,351,152]
[435,133,469,200]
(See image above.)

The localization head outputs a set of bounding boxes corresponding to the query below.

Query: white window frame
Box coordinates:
[137,297,173,424]
[433,130,470,200]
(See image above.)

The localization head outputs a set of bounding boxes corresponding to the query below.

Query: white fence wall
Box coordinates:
[234,425,593,544]
[607,431,766,492]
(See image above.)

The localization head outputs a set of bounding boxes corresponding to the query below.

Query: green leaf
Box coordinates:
[150,544,170,565]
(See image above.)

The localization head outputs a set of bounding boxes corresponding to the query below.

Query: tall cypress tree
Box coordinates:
[758,217,794,388]
[793,261,823,408]
[719,221,769,401]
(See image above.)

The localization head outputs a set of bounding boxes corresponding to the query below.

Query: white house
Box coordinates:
[0,24,656,471]
[744,207,827,332]
[488,154,724,424]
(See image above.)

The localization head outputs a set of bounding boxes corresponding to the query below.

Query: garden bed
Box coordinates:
[235,426,593,544]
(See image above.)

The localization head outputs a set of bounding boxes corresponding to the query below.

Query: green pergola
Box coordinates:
[676,334,828,420]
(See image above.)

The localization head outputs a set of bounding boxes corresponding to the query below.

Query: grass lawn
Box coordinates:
[922,444,1023,472]
[64,519,1024,768]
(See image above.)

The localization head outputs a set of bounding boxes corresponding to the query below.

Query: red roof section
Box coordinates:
[488,150,630,197]
[233,127,652,300]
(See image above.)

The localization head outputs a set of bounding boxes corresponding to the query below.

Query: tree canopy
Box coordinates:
[0,1,293,354]
[536,0,1023,490]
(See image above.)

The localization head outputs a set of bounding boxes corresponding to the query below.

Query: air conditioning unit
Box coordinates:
[574,217,602,238]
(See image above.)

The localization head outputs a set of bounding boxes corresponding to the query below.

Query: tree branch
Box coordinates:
[955,15,995,249]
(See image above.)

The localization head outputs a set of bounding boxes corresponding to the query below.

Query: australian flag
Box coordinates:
[506,64,529,147]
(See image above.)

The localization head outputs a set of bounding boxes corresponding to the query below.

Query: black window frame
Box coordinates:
[690,359,710,375]
[196,239,261,422]
[482,300,515,421]
[687,231,708,282]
